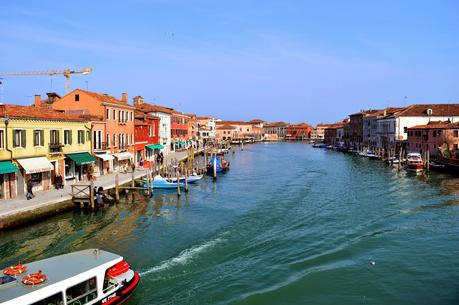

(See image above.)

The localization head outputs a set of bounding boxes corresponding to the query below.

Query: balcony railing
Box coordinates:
[93,142,108,151]
[49,142,63,154]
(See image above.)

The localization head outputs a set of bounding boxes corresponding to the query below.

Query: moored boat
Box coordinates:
[148,175,185,189]
[207,156,230,174]
[0,249,139,305]
[406,153,424,172]
[168,173,204,184]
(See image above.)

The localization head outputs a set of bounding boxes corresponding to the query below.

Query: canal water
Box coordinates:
[1,143,459,305]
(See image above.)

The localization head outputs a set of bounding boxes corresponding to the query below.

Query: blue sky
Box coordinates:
[1,0,458,125]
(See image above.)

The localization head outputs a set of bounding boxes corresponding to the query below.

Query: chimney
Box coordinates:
[46,92,60,105]
[34,94,41,107]
[121,93,128,104]
[133,96,144,107]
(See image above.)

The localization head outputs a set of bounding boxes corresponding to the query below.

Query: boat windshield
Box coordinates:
[103,275,119,294]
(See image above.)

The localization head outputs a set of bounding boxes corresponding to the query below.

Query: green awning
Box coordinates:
[146,144,164,150]
[66,152,97,165]
[0,161,19,175]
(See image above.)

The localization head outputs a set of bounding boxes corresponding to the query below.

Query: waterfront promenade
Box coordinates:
[0,150,192,229]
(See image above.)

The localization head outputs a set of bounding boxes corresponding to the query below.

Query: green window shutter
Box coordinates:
[21,130,26,147]
[69,131,73,145]
[33,131,37,146]
[57,130,60,144]
[13,131,17,147]
[40,130,44,146]
[82,131,85,144]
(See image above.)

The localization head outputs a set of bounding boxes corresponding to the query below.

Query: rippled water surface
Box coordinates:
[1,143,459,305]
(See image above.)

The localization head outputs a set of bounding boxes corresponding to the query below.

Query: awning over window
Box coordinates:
[113,152,134,161]
[146,144,164,150]
[0,161,19,175]
[66,152,97,165]
[95,153,114,161]
[17,157,54,174]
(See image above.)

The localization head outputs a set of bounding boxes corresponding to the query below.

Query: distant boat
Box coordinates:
[146,175,185,189]
[406,153,424,173]
[312,143,328,148]
[0,249,140,305]
[207,156,230,174]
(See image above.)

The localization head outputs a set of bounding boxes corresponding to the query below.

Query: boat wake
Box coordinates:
[139,237,223,277]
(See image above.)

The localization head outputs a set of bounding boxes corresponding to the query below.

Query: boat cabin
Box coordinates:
[0,249,137,305]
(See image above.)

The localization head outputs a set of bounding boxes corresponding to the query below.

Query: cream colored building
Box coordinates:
[0,105,92,198]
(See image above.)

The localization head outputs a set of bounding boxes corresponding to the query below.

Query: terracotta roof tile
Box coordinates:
[136,102,174,114]
[1,104,87,122]
[395,104,459,117]
[408,120,459,129]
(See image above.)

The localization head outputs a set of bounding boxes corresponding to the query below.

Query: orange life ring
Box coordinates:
[22,271,47,285]
[3,261,27,276]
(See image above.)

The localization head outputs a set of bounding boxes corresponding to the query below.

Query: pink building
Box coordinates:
[407,121,459,158]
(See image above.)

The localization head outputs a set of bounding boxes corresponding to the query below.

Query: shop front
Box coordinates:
[113,152,134,172]
[16,157,54,193]
[0,161,19,199]
[65,152,97,182]
[94,153,114,176]
[145,144,164,168]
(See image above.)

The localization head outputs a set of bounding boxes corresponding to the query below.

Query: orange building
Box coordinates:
[286,123,313,140]
[48,89,136,173]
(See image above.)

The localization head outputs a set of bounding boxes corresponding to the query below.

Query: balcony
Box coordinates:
[93,142,108,152]
[49,142,63,154]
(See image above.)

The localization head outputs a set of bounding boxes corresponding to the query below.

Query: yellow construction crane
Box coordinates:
[0,68,93,94]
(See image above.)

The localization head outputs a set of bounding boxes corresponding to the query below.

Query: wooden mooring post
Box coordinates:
[213,153,217,181]
[115,173,120,203]
[185,168,189,192]
[90,180,95,210]
[176,167,181,197]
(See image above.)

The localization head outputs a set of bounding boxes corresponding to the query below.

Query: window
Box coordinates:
[31,292,64,305]
[13,129,26,148]
[113,109,116,120]
[454,130,458,138]
[0,130,4,149]
[78,130,85,144]
[113,134,116,146]
[65,277,97,305]
[50,129,60,144]
[33,130,44,146]
[455,144,458,150]
[403,127,408,133]
[106,134,110,147]
[119,134,122,148]
[75,94,80,102]
[86,130,91,141]
[106,108,110,120]
[119,110,121,122]
[433,130,437,137]
[130,112,133,121]
[64,130,72,145]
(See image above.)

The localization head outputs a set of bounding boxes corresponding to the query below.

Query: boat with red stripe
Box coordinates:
[0,249,140,305]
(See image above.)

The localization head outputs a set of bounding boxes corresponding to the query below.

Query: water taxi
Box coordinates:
[406,152,424,172]
[0,249,140,305]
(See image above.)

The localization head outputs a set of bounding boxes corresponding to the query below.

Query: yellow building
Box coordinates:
[0,104,93,199]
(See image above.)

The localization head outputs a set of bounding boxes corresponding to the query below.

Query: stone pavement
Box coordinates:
[0,148,204,227]
[0,169,148,220]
